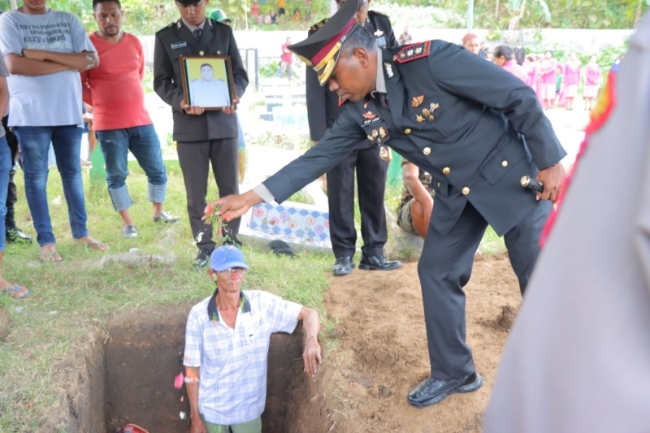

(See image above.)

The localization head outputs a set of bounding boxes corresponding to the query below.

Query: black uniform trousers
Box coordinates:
[3,116,19,229]
[418,199,552,380]
[177,138,240,250]
[326,144,388,259]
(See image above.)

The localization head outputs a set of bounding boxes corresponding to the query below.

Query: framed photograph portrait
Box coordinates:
[179,56,235,110]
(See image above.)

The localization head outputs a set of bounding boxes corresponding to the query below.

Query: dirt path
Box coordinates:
[319,254,521,433]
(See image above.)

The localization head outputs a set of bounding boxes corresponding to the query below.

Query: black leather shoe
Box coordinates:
[407,372,483,408]
[6,227,33,244]
[332,256,354,276]
[358,254,402,271]
[193,248,214,269]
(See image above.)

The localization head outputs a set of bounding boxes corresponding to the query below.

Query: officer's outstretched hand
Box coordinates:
[181,101,204,116]
[214,190,263,221]
[222,97,240,115]
[536,163,566,203]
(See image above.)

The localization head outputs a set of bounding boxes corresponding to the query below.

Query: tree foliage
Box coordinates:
[0,0,646,31]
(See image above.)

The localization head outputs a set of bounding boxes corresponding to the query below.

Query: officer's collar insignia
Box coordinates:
[362,111,377,119]
[374,30,384,37]
[395,41,431,64]
[411,95,424,107]
[384,62,394,78]
[363,100,370,108]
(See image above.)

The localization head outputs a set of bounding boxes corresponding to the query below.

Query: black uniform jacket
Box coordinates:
[265,41,567,237]
[306,11,398,146]
[154,18,249,142]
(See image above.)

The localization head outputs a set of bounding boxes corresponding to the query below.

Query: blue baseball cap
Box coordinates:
[209,246,250,272]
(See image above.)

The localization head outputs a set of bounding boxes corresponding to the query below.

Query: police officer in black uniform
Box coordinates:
[154,0,248,268]
[306,0,401,276]
[214,0,566,407]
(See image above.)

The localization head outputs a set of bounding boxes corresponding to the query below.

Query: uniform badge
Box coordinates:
[430,102,440,112]
[416,115,425,123]
[379,145,392,162]
[422,108,431,117]
[363,100,370,108]
[374,30,384,37]
[411,95,424,108]
[362,111,377,119]
[395,41,431,64]
[384,62,394,78]
[367,134,375,141]
[379,127,387,138]
[171,41,188,50]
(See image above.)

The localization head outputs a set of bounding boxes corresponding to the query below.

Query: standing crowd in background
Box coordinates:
[462,32,603,110]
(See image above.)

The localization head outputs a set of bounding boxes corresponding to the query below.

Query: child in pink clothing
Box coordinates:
[539,51,557,109]
[584,55,601,111]
[563,53,581,111]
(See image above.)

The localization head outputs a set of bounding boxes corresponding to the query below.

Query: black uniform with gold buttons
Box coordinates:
[306,7,398,268]
[154,16,248,255]
[257,0,565,394]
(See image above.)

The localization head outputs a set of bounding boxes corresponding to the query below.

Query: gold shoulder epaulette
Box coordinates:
[394,41,431,64]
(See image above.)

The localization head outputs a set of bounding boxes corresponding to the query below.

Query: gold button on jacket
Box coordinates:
[423,147,431,155]
[462,187,470,195]
[502,160,508,167]
[442,167,451,175]
[404,128,412,135]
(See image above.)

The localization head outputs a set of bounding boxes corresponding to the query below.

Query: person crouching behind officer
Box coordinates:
[183,246,322,433]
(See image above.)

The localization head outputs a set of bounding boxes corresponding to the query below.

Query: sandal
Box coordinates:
[1,284,32,300]
[38,250,63,262]
[85,241,109,252]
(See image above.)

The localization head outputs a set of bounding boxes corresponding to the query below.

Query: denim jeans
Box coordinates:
[0,136,12,251]
[95,125,167,212]
[14,125,88,246]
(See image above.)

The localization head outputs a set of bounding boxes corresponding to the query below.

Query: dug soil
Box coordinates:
[320,253,521,433]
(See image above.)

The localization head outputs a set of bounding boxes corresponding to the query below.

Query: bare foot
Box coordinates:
[0,278,31,300]
[78,235,109,252]
[38,243,63,262]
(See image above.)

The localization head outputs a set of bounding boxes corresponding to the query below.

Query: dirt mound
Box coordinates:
[322,254,521,433]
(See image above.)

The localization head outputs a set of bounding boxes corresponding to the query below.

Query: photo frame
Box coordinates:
[179,55,236,110]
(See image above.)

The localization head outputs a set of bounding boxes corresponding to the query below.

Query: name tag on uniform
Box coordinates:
[171,41,188,50]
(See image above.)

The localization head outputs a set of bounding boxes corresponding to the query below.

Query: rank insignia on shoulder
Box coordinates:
[395,41,431,64]
[310,18,328,32]
[384,62,394,78]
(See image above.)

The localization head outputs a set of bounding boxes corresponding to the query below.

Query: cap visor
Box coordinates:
[212,262,250,272]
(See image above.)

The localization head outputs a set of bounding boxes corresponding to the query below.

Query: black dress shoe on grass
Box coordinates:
[193,248,214,269]
[333,256,354,276]
[407,372,483,408]
[358,254,402,271]
[6,227,33,244]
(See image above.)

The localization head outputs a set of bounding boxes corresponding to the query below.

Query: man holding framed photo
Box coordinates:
[154,0,249,268]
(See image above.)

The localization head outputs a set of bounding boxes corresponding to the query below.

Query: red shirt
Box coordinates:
[281,43,292,63]
[81,33,152,131]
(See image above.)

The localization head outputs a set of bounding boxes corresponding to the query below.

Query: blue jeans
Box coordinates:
[0,136,11,251]
[95,125,167,212]
[14,125,88,246]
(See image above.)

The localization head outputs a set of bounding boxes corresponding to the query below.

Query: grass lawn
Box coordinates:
[0,162,505,432]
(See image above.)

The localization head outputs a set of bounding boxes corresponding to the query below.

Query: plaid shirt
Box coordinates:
[184,289,302,425]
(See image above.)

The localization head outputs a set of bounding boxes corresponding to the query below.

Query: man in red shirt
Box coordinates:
[279,37,292,80]
[81,0,179,239]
